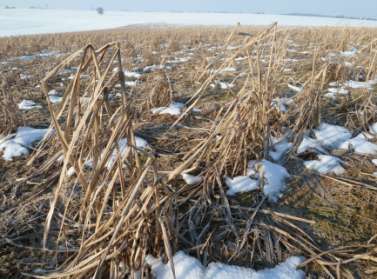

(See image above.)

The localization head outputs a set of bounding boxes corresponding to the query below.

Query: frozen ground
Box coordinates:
[2,9,377,37]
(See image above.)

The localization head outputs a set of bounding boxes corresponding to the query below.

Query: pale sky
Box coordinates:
[2,0,377,18]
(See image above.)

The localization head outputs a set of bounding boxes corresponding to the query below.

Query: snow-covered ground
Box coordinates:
[2,9,377,37]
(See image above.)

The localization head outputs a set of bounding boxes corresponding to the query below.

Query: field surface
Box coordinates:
[0,25,377,278]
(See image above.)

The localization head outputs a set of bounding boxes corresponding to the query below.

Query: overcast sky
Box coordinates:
[2,0,377,18]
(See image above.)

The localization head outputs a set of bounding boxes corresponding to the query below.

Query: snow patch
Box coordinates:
[297,136,326,154]
[324,87,349,99]
[219,67,237,73]
[339,133,377,155]
[14,51,61,62]
[124,70,142,79]
[167,57,191,64]
[106,136,149,169]
[0,127,48,161]
[340,48,358,57]
[124,81,138,87]
[344,79,377,90]
[18,100,42,110]
[225,160,289,202]
[304,155,345,175]
[370,122,377,135]
[49,95,63,104]
[253,160,290,202]
[67,159,94,177]
[20,73,32,80]
[143,64,170,73]
[225,176,259,196]
[314,123,352,149]
[181,173,203,185]
[218,81,234,90]
[269,138,293,161]
[288,84,304,93]
[271,97,293,113]
[48,90,63,104]
[146,251,305,279]
[151,102,185,116]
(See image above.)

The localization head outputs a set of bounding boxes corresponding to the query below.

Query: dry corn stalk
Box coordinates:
[0,76,22,135]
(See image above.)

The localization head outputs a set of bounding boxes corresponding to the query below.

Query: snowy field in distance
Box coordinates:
[2,9,377,37]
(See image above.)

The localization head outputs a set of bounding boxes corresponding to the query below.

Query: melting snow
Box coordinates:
[106,136,149,169]
[18,100,42,110]
[67,159,94,177]
[271,97,293,113]
[124,81,138,87]
[339,133,377,155]
[0,127,48,161]
[49,95,63,104]
[67,136,150,175]
[48,90,63,104]
[324,87,349,99]
[235,56,248,62]
[167,57,191,64]
[225,176,259,196]
[288,84,304,93]
[269,138,293,161]
[329,81,339,87]
[225,160,289,202]
[304,155,345,175]
[146,251,305,279]
[219,67,237,73]
[344,79,377,90]
[151,102,185,116]
[297,136,326,154]
[340,47,358,57]
[370,122,377,135]
[20,74,32,80]
[143,64,170,73]
[253,160,290,202]
[314,123,352,149]
[218,81,235,89]
[13,51,61,62]
[181,173,203,185]
[211,81,235,90]
[124,70,142,79]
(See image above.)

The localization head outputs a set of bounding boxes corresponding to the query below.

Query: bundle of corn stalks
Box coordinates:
[26,43,171,278]
[148,72,173,109]
[168,24,284,182]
